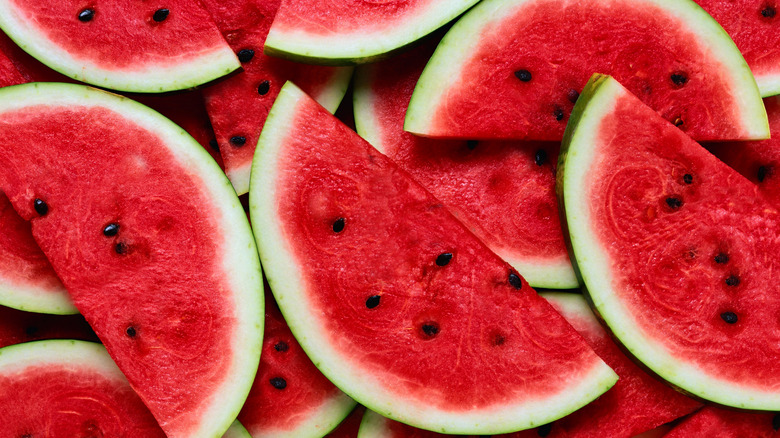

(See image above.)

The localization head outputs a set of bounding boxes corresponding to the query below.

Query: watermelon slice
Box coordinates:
[0,304,97,348]
[358,409,471,437]
[264,0,481,64]
[0,0,239,92]
[663,406,780,437]
[199,0,352,195]
[250,81,617,434]
[558,74,780,409]
[354,35,576,289]
[404,0,768,141]
[0,83,263,437]
[693,0,780,97]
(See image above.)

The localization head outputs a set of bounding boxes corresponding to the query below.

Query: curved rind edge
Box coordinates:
[250,392,357,438]
[0,280,78,315]
[356,410,392,438]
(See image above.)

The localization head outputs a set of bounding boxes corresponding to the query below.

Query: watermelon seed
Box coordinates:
[673,117,684,127]
[421,322,440,338]
[274,341,289,352]
[720,312,738,324]
[237,49,255,63]
[665,197,683,209]
[78,9,95,22]
[725,275,740,287]
[466,140,478,150]
[514,69,532,82]
[103,223,119,237]
[537,423,553,436]
[20,434,32,438]
[153,9,170,22]
[492,332,506,346]
[126,326,137,338]
[758,165,770,182]
[670,72,688,87]
[714,253,729,264]
[436,253,453,266]
[333,218,345,233]
[683,173,693,184]
[24,326,38,337]
[269,377,287,389]
[230,136,246,146]
[567,89,579,103]
[115,242,128,255]
[761,6,776,18]
[209,139,219,152]
[33,198,48,216]
[773,413,780,430]
[553,107,565,121]
[535,149,548,166]
[366,295,381,308]
[508,272,523,289]
[258,81,271,95]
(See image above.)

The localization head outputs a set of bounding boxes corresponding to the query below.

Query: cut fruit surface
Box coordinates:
[264,0,481,64]
[250,81,616,434]
[0,0,239,92]
[0,83,263,438]
[405,0,767,141]
[558,74,780,410]
[354,35,576,289]
[663,406,780,437]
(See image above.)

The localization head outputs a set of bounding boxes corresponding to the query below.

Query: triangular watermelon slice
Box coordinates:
[0,0,239,92]
[0,83,263,437]
[405,0,768,141]
[250,81,617,435]
[662,406,780,437]
[558,74,780,409]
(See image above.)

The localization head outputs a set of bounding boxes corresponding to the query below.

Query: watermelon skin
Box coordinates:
[250,81,617,434]
[0,304,97,348]
[200,0,352,195]
[559,74,780,409]
[354,35,577,289]
[0,83,263,438]
[0,0,239,92]
[405,0,768,142]
[662,407,780,437]
[693,0,780,97]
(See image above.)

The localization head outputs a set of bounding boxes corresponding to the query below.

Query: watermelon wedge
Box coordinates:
[250,82,617,434]
[0,0,239,92]
[0,83,263,437]
[0,304,97,348]
[200,0,352,195]
[663,406,780,437]
[558,74,780,409]
[404,0,768,141]
[354,35,576,289]
[264,0,481,64]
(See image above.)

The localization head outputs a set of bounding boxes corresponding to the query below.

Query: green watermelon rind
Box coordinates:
[0,275,77,315]
[0,339,109,377]
[557,73,780,411]
[263,0,481,65]
[404,0,769,141]
[0,2,240,93]
[356,409,393,438]
[249,392,357,438]
[352,65,579,289]
[223,421,252,438]
[250,80,617,435]
[0,82,265,436]
[757,72,780,98]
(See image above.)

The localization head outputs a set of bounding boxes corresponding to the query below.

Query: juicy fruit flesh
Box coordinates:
[663,406,780,437]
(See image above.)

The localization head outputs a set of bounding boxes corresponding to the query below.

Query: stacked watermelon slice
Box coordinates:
[0,0,779,436]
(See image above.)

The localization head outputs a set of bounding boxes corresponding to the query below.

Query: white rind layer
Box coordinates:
[560,74,780,410]
[248,392,356,438]
[250,81,617,435]
[757,71,780,98]
[223,421,252,438]
[0,82,264,437]
[0,339,113,377]
[356,410,394,438]
[0,276,76,315]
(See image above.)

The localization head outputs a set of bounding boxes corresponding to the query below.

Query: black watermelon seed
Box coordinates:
[535,149,548,166]
[666,197,683,209]
[773,413,780,431]
[436,253,453,266]
[492,333,505,346]
[257,80,271,95]
[126,326,137,338]
[230,136,246,146]
[683,173,693,184]
[33,199,48,216]
[25,326,38,337]
[274,341,289,352]
[670,72,688,87]
[78,9,95,22]
[725,275,740,287]
[332,218,345,233]
[514,69,532,82]
[466,140,478,150]
[115,242,128,255]
[153,8,170,22]
[762,6,776,17]
[366,295,381,309]
[20,434,32,438]
[567,89,579,103]
[270,377,287,389]
[508,272,523,290]
[714,253,729,264]
[103,223,119,237]
[673,117,684,127]
[758,165,769,182]
[237,49,255,63]
[721,312,738,324]
[421,323,439,337]
[537,423,553,437]
[209,139,219,152]
[553,107,565,121]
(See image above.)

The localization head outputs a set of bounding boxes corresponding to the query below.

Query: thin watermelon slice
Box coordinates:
[0,0,239,92]
[0,83,263,437]
[693,0,780,97]
[662,406,780,437]
[558,74,780,409]
[250,82,617,434]
[404,0,768,141]
[264,0,481,64]
[354,35,576,289]
[0,304,97,348]
[200,0,352,195]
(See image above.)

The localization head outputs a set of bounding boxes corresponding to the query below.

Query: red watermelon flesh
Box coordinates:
[707,96,780,205]
[662,407,780,438]
[693,0,780,96]
[200,0,351,195]
[0,41,25,85]
[0,304,97,348]
[405,0,767,142]
[326,406,366,438]
[0,30,69,83]
[354,35,576,289]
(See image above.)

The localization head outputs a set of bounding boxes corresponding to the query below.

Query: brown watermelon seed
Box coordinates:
[508,272,523,289]
[258,81,271,95]
[126,326,137,338]
[115,242,128,255]
[553,107,565,121]
[758,165,769,182]
[24,326,38,337]
[436,253,453,266]
[773,413,780,430]
[714,253,729,264]
[103,223,119,237]
[270,377,287,389]
[666,197,683,209]
[466,140,478,150]
[492,332,506,346]
[230,136,246,146]
[683,173,693,184]
[33,198,48,216]
[670,72,688,87]
[421,323,440,338]
[762,5,776,17]
[721,312,738,324]
[78,9,95,22]
[673,117,684,127]
[366,295,381,309]
[537,423,553,437]
[535,149,548,166]
[567,89,579,103]
[725,275,740,287]
[274,341,289,352]
[237,49,255,63]
[209,139,219,152]
[153,9,170,22]
[333,218,345,233]
[514,69,532,82]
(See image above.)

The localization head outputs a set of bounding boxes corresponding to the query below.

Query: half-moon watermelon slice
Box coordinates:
[559,74,780,410]
[354,34,576,289]
[663,406,780,437]
[0,0,239,92]
[250,81,617,435]
[405,0,768,142]
[0,83,264,438]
